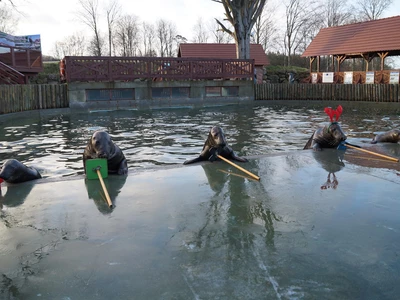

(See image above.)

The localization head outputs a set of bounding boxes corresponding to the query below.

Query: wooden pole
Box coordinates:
[217,155,260,181]
[345,144,399,162]
[96,169,113,208]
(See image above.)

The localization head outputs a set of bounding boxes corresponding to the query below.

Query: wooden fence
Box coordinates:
[0,84,68,114]
[255,83,400,102]
[1,83,399,116]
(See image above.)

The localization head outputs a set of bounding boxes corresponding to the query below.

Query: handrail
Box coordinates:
[63,56,255,83]
[0,61,26,84]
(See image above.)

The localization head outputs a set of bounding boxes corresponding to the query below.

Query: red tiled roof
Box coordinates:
[178,43,269,66]
[302,15,400,57]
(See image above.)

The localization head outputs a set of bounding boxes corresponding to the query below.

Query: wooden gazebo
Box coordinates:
[302,16,400,83]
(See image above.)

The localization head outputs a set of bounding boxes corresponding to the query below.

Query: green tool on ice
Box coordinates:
[85,158,113,208]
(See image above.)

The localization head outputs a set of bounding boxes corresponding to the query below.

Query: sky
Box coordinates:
[6,0,400,58]
[11,0,225,55]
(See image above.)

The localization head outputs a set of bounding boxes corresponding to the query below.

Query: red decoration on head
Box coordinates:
[324,105,343,122]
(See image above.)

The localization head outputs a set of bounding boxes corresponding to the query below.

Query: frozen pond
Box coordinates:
[0,101,399,179]
[0,101,400,299]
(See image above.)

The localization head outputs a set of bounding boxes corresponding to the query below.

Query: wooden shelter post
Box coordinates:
[309,57,315,72]
[361,53,376,71]
[378,52,389,71]
[334,55,346,72]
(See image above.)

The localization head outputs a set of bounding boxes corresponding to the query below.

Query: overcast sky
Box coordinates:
[9,0,400,57]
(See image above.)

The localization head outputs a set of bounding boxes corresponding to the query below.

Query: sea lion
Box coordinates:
[0,159,41,184]
[303,122,347,151]
[183,126,248,165]
[371,129,400,144]
[304,106,347,151]
[83,130,128,175]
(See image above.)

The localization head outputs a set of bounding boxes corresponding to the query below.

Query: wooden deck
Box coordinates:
[62,56,255,83]
[0,45,43,84]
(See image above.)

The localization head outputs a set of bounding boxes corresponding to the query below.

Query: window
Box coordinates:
[205,86,239,97]
[86,89,134,101]
[152,87,190,98]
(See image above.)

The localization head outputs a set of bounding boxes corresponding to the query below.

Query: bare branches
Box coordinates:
[356,0,393,20]
[213,0,267,58]
[77,0,103,56]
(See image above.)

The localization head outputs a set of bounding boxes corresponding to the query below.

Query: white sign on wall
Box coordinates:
[322,72,334,83]
[311,73,318,84]
[344,72,353,84]
[389,71,399,84]
[366,72,375,84]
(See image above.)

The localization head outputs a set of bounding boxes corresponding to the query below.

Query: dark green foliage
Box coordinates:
[29,61,60,84]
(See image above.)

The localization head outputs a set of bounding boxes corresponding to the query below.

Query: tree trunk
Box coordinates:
[214,0,266,59]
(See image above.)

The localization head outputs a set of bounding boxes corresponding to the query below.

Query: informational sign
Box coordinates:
[0,31,41,50]
[311,73,318,84]
[344,72,353,84]
[389,71,399,84]
[366,72,375,84]
[322,72,334,83]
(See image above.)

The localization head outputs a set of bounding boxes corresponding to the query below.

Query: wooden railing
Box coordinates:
[255,83,400,102]
[0,84,68,114]
[303,70,399,84]
[0,45,43,74]
[62,56,255,82]
[0,61,26,84]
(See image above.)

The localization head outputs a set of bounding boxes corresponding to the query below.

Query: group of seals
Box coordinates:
[1,120,398,184]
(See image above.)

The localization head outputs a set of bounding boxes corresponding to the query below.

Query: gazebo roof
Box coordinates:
[302,15,400,58]
[178,43,269,66]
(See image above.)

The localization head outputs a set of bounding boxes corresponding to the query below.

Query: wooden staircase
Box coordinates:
[0,61,26,84]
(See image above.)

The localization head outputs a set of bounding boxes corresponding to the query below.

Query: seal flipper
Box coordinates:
[303,133,314,150]
[231,154,248,162]
[183,156,204,165]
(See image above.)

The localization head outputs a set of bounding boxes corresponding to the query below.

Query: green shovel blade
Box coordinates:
[85,158,108,180]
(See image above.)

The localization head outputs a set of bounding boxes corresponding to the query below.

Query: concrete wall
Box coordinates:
[68,80,254,110]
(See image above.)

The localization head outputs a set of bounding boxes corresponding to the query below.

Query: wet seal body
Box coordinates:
[303,122,347,151]
[184,126,248,165]
[371,129,400,144]
[0,159,41,183]
[83,131,128,175]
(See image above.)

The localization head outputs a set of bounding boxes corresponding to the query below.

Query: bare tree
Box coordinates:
[213,0,267,59]
[321,0,354,27]
[77,0,103,56]
[192,18,209,43]
[355,0,393,20]
[284,0,309,66]
[0,3,18,33]
[114,14,140,56]
[142,21,156,56]
[155,19,177,57]
[251,0,278,51]
[208,19,233,43]
[105,0,121,56]
[52,33,87,59]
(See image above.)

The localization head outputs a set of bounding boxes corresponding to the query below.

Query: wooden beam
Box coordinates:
[309,57,315,72]
[378,52,389,71]
[334,55,347,72]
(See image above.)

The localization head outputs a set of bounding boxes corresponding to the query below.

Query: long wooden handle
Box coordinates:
[345,144,399,162]
[96,169,113,208]
[217,155,260,181]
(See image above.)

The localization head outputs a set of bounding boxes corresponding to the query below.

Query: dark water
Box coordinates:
[0,102,399,178]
